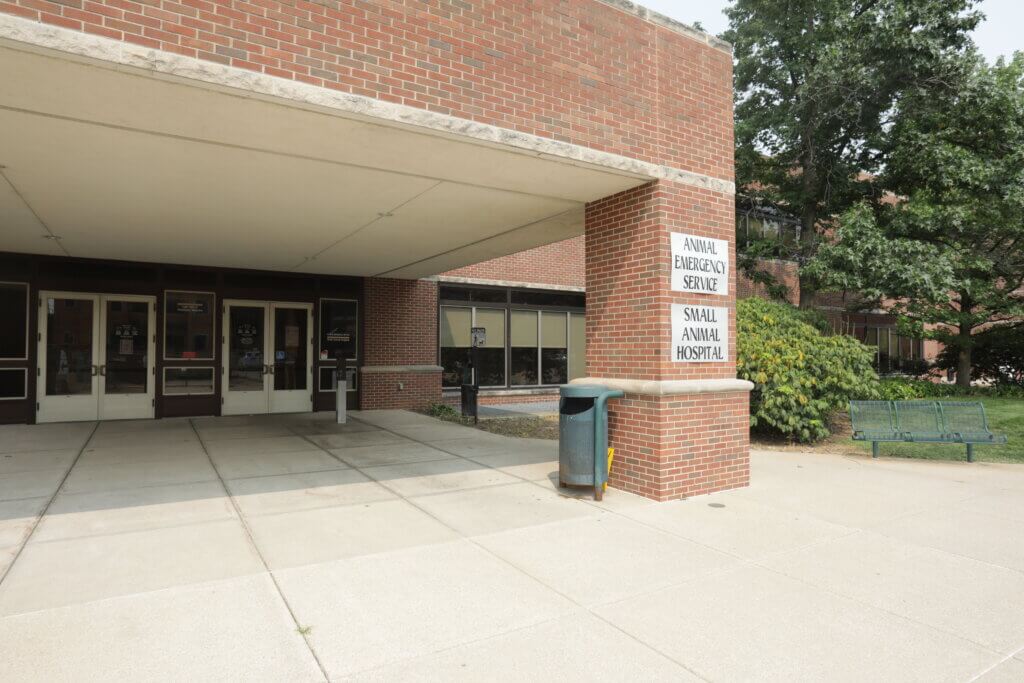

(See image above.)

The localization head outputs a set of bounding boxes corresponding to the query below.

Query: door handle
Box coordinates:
[261,364,269,375]
[99,365,106,377]
[91,364,98,376]
[267,364,275,375]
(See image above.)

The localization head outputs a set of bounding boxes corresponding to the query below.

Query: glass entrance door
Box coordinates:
[222,301,312,416]
[99,296,156,420]
[37,292,156,423]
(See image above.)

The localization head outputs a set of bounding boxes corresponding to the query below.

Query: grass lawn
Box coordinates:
[846,397,1024,464]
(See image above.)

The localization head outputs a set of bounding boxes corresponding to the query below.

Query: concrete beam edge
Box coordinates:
[570,377,755,395]
[0,15,735,196]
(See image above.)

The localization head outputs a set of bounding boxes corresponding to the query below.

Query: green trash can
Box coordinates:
[559,384,624,501]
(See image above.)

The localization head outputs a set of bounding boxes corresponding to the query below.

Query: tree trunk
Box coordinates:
[956,346,972,388]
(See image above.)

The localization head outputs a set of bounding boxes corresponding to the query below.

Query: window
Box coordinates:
[736,204,802,258]
[319,299,358,362]
[164,291,215,360]
[0,282,28,360]
[440,306,472,387]
[510,290,585,308]
[163,367,215,396]
[0,368,27,400]
[439,285,585,389]
[475,308,506,387]
[541,312,568,385]
[439,286,507,303]
[569,313,586,381]
[510,310,538,386]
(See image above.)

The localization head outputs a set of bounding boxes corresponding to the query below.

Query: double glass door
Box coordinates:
[37,292,156,423]
[222,301,312,415]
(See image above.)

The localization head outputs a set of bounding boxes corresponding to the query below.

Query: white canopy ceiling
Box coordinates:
[0,41,651,279]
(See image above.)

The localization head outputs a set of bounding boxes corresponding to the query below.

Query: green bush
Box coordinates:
[737,298,880,442]
[876,377,1024,400]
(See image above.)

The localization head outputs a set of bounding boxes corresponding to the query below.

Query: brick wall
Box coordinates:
[608,391,750,500]
[737,259,800,306]
[2,0,732,178]
[584,179,748,500]
[361,276,440,409]
[442,235,585,290]
[585,181,736,382]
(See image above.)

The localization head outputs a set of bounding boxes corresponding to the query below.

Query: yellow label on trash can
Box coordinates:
[603,448,615,491]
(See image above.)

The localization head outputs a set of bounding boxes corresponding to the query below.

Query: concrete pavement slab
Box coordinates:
[61,457,219,495]
[621,494,856,561]
[192,423,297,440]
[0,468,68,502]
[0,518,263,615]
[305,430,411,450]
[226,468,397,517]
[0,497,47,547]
[0,449,79,475]
[410,482,592,537]
[595,563,997,682]
[328,442,457,468]
[86,430,198,449]
[462,449,559,482]
[91,418,194,435]
[0,574,325,682]
[362,458,520,497]
[245,498,458,570]
[426,435,553,459]
[275,539,574,679]
[33,481,237,542]
[202,435,320,456]
[76,442,209,466]
[976,656,1024,682]
[208,449,349,479]
[385,422,493,442]
[758,530,1024,653]
[0,422,95,453]
[476,514,738,606]
[876,508,1024,573]
[348,410,439,427]
[288,420,379,435]
[349,611,698,682]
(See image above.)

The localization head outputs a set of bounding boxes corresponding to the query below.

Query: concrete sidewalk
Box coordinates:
[0,411,1022,681]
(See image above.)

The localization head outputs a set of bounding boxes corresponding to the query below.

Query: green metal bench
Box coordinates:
[849,400,1007,462]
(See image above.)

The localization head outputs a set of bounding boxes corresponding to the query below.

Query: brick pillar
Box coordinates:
[580,180,751,501]
[360,277,442,410]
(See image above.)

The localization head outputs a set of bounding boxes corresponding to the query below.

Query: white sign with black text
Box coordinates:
[671,304,728,363]
[671,232,729,295]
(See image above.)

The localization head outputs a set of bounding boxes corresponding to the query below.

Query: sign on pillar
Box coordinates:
[670,232,730,363]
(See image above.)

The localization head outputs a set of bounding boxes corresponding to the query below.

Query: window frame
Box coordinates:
[0,282,30,361]
[163,290,217,362]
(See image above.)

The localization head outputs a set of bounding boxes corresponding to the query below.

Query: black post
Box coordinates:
[471,344,479,424]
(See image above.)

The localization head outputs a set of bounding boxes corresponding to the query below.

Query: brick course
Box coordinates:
[361,276,440,409]
[442,236,585,290]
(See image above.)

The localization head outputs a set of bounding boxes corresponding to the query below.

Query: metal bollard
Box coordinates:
[336,355,347,425]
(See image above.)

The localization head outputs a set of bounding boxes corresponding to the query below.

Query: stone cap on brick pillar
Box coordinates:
[569,377,754,395]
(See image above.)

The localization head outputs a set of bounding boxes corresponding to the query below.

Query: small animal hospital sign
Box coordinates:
[670,233,729,295]
[671,304,728,363]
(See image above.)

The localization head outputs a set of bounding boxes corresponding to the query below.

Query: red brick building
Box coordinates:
[0,0,748,499]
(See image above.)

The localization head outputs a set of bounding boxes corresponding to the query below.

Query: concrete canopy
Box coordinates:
[0,40,653,279]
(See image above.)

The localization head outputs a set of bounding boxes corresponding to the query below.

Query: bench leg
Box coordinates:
[967,443,974,463]
[872,442,879,459]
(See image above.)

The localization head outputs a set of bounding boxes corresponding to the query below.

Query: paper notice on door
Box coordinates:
[286,325,300,348]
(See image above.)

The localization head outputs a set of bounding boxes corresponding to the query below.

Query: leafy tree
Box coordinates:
[809,55,1024,387]
[725,0,981,306]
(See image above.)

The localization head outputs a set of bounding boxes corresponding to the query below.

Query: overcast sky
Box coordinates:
[640,0,1020,63]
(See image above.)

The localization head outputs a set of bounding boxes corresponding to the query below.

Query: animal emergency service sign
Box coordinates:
[670,233,729,296]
